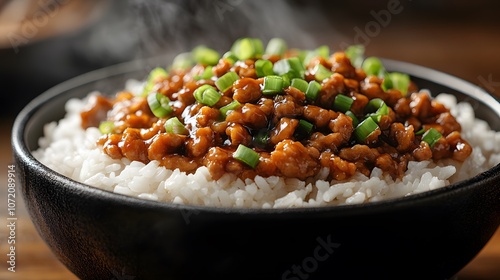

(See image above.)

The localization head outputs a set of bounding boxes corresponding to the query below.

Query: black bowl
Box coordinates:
[12,58,500,280]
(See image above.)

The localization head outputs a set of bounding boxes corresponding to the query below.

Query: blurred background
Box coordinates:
[1,0,499,279]
[1,0,500,118]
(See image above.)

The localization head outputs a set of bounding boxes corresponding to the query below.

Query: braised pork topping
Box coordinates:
[81,39,472,180]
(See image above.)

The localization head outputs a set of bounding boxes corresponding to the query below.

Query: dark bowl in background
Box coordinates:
[12,58,500,280]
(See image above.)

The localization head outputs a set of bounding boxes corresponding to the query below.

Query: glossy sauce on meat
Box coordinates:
[82,48,472,181]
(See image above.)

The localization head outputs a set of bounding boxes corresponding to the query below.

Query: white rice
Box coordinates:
[33,84,500,208]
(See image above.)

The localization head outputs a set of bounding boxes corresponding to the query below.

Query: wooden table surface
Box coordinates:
[1,2,500,279]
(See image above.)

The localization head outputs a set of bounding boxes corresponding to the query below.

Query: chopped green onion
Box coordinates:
[198,66,214,80]
[253,129,269,149]
[354,117,379,143]
[302,51,316,67]
[381,75,393,92]
[313,64,333,82]
[233,144,260,168]
[315,45,330,59]
[252,39,264,58]
[222,51,239,64]
[193,85,221,106]
[389,72,410,96]
[142,67,168,96]
[364,98,385,113]
[172,52,194,71]
[378,103,389,116]
[148,93,173,118]
[291,48,307,64]
[255,59,275,77]
[415,127,426,136]
[220,100,241,117]
[192,45,220,66]
[231,38,264,60]
[265,38,287,56]
[422,128,442,148]
[345,45,365,68]
[365,98,388,124]
[273,59,293,76]
[369,103,388,123]
[345,111,359,127]
[362,57,384,77]
[378,71,410,94]
[98,121,114,134]
[305,80,321,100]
[262,75,284,95]
[290,78,308,93]
[231,38,252,60]
[215,71,239,92]
[273,57,305,79]
[281,73,292,89]
[333,94,354,113]
[303,45,330,66]
[297,119,314,134]
[164,117,188,135]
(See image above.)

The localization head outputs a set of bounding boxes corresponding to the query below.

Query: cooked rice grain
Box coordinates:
[33,90,500,208]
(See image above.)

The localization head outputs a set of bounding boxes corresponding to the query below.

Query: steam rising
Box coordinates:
[80,0,346,67]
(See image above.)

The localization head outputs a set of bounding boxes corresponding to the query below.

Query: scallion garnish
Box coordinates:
[281,73,292,89]
[172,52,194,71]
[345,111,359,127]
[290,78,308,93]
[313,64,333,82]
[303,45,330,66]
[364,98,385,113]
[222,51,239,64]
[252,38,264,58]
[262,75,284,95]
[233,144,260,169]
[297,119,314,134]
[253,130,270,149]
[333,94,354,113]
[98,121,114,134]
[371,102,389,123]
[381,75,393,92]
[220,100,241,117]
[364,98,388,124]
[255,59,275,77]
[388,72,410,96]
[415,127,426,136]
[354,117,379,143]
[193,85,221,106]
[362,57,384,77]
[305,80,321,100]
[273,57,305,79]
[142,67,168,96]
[422,128,442,148]
[345,45,365,68]
[315,45,330,59]
[200,66,214,80]
[164,117,188,135]
[215,71,239,93]
[292,48,307,64]
[192,45,220,66]
[148,92,173,118]
[265,38,287,56]
[231,38,264,60]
